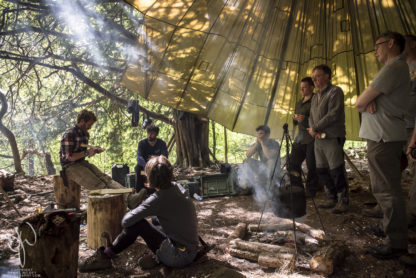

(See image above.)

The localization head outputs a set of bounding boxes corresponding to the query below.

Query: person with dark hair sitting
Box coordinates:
[79,155,199,272]
[135,124,168,194]
[238,125,280,196]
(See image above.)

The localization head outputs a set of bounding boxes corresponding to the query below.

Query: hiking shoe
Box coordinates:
[332,201,348,214]
[138,254,159,269]
[368,244,407,259]
[79,247,112,272]
[318,199,337,209]
[362,204,383,218]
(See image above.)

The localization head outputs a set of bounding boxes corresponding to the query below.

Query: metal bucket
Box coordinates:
[272,185,306,219]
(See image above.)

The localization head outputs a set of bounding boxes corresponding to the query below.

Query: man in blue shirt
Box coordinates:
[135,124,168,193]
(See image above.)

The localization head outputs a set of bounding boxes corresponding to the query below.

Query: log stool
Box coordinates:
[18,211,81,278]
[87,194,125,249]
[53,175,81,209]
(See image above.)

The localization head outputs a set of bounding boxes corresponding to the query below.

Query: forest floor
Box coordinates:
[1,148,416,278]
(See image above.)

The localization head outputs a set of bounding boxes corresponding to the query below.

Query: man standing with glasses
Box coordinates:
[356,31,410,259]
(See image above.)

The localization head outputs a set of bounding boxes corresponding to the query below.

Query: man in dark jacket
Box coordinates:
[135,124,168,193]
[288,77,319,197]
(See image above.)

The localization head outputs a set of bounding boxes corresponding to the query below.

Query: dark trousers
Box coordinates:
[367,139,407,249]
[111,219,166,254]
[288,141,319,194]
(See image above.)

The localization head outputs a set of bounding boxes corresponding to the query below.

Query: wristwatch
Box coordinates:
[84,150,89,157]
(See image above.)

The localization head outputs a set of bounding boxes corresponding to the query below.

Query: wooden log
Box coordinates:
[227,222,247,242]
[249,222,325,240]
[228,247,259,261]
[310,241,349,276]
[89,188,134,195]
[18,211,81,278]
[0,169,15,191]
[230,239,295,254]
[53,175,80,209]
[258,252,294,268]
[254,231,305,245]
[248,223,293,233]
[87,194,125,249]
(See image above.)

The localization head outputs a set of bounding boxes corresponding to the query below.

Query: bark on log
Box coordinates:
[228,246,293,268]
[87,194,124,249]
[230,239,295,254]
[53,175,80,209]
[227,222,247,242]
[248,223,293,232]
[228,247,259,261]
[310,241,349,276]
[0,169,15,191]
[258,252,295,268]
[18,212,81,278]
[255,230,305,245]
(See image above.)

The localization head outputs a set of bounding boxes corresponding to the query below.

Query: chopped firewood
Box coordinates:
[230,239,295,254]
[228,247,259,261]
[258,252,295,268]
[89,188,134,195]
[248,222,324,241]
[227,222,247,242]
[248,223,293,232]
[310,241,349,276]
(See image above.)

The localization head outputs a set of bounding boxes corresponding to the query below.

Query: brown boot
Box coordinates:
[332,201,348,214]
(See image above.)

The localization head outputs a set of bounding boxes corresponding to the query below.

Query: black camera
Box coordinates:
[411,147,416,160]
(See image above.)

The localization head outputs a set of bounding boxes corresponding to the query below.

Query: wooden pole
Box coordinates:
[224,126,228,163]
[212,121,216,158]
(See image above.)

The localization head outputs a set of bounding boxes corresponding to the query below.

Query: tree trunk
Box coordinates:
[87,194,124,249]
[18,212,81,278]
[0,90,24,174]
[173,110,211,168]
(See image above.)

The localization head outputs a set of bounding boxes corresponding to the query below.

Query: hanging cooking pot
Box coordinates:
[271,184,306,219]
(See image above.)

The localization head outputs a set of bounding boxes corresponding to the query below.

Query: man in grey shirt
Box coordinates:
[356,31,410,259]
[308,64,349,214]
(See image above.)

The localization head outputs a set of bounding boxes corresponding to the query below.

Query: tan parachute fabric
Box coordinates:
[122,0,416,140]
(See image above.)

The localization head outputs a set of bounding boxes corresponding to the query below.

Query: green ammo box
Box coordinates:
[200,173,235,197]
[125,173,136,189]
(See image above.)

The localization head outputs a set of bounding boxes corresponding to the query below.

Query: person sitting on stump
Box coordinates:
[79,155,199,272]
[238,125,280,197]
[135,124,168,194]
[59,109,145,209]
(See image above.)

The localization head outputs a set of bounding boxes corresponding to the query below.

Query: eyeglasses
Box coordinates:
[374,40,390,51]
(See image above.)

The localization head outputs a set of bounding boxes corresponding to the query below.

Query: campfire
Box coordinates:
[226,220,348,275]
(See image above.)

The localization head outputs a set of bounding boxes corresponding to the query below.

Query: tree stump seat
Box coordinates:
[87,194,125,249]
[53,175,81,210]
